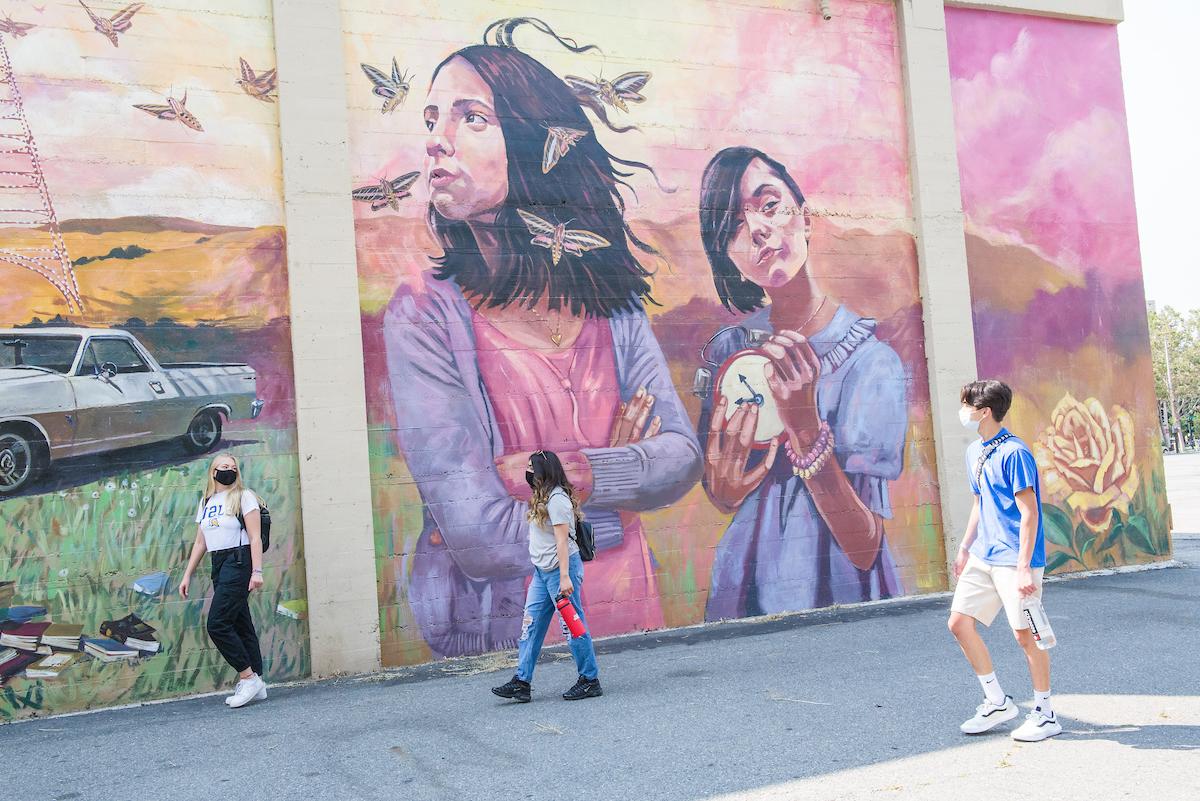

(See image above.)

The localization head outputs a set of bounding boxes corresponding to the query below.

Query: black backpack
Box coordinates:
[574,518,595,562]
[236,494,272,552]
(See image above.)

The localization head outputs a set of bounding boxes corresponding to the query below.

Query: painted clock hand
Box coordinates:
[734,373,765,406]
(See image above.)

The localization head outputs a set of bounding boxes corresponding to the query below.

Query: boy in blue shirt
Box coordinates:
[948,380,1061,741]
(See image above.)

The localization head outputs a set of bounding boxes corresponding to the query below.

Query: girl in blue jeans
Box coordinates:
[492,450,602,703]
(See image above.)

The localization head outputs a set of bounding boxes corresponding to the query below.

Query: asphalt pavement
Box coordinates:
[3,534,1197,801]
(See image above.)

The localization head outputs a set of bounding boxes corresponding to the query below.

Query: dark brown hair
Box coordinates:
[428,42,660,318]
[699,146,808,313]
[960,379,1013,422]
[526,450,582,526]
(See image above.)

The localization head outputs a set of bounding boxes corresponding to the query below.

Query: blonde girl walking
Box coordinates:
[180,452,267,708]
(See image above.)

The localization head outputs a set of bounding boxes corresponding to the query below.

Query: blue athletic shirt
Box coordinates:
[965,428,1046,568]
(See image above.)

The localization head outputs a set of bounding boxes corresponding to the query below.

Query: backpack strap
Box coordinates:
[974,432,1015,486]
[235,490,257,531]
[234,490,264,546]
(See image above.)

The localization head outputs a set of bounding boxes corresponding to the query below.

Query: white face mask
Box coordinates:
[959,406,981,432]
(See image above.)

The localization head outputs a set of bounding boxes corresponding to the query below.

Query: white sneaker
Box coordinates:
[1012,709,1062,741]
[960,695,1018,734]
[225,679,268,706]
[227,675,267,709]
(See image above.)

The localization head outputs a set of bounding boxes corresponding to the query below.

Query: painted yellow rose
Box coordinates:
[1034,394,1139,533]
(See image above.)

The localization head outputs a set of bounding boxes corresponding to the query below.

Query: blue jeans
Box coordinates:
[516,553,598,682]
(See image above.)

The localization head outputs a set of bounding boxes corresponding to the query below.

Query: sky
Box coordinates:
[1119,0,1200,314]
[6,0,283,228]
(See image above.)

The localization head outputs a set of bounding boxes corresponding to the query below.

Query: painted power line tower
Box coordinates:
[0,33,81,313]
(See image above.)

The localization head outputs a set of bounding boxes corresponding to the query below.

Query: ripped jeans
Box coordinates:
[515,552,598,683]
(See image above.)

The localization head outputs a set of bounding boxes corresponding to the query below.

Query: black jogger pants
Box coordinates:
[206,545,263,676]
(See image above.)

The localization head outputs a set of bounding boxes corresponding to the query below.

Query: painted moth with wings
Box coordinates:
[133,91,203,132]
[542,126,587,174]
[351,171,419,212]
[237,58,277,103]
[516,209,611,266]
[564,71,651,114]
[78,0,143,47]
[0,14,35,37]
[361,58,413,115]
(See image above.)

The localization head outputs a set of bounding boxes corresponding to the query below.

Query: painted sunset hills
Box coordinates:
[0,218,288,327]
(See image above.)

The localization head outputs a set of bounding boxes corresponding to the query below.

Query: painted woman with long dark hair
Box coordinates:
[383,21,702,657]
[696,147,908,620]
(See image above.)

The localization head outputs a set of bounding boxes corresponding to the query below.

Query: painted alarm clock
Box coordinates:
[710,348,785,449]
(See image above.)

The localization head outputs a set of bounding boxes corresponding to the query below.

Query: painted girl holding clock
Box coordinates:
[383,21,702,657]
[696,146,907,620]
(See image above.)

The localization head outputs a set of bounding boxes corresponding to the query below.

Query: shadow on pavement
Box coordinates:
[1063,724,1200,751]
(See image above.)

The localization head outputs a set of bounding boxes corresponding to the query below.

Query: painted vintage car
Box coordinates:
[0,327,263,494]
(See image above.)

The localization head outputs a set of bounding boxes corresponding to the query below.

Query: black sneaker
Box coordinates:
[492,676,531,703]
[562,675,603,701]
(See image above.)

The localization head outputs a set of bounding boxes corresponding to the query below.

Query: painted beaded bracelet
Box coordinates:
[785,421,831,468]
[793,438,833,479]
[785,422,835,480]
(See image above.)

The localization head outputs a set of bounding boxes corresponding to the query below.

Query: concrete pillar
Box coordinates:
[271,0,380,675]
[896,0,980,570]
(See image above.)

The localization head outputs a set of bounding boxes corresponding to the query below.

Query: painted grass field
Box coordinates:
[0,427,309,721]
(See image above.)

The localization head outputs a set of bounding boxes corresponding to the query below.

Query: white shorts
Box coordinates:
[950,555,1044,630]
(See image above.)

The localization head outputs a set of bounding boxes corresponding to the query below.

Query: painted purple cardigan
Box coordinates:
[383,273,703,657]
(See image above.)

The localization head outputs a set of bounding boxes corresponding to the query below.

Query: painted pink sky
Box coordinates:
[945,9,1141,283]
[5,1,283,227]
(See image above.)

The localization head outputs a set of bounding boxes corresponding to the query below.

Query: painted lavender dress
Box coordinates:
[700,304,907,620]
[384,272,702,657]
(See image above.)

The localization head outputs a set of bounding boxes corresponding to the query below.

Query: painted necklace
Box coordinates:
[796,295,828,337]
[530,304,565,347]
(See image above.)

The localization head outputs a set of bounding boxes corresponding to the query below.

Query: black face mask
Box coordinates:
[525,470,536,488]
[214,469,238,487]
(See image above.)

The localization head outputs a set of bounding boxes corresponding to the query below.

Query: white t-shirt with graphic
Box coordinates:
[195,490,259,552]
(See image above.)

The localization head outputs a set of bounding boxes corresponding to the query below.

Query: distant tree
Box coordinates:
[109,244,152,260]
[71,244,152,266]
[1149,306,1200,450]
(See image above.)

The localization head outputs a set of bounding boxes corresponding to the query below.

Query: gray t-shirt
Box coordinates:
[528,487,578,571]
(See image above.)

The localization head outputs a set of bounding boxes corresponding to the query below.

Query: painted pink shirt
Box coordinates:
[472,311,665,637]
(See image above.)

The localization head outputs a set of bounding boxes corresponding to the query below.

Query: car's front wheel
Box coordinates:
[0,426,48,495]
[182,410,223,454]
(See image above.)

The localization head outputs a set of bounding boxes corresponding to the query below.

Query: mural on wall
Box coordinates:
[0,2,307,720]
[347,1,947,667]
[945,9,1171,571]
[695,147,910,619]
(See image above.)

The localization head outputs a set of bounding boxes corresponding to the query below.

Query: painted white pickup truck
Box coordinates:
[0,327,264,494]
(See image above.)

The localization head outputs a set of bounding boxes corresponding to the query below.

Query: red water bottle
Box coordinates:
[556,594,587,638]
